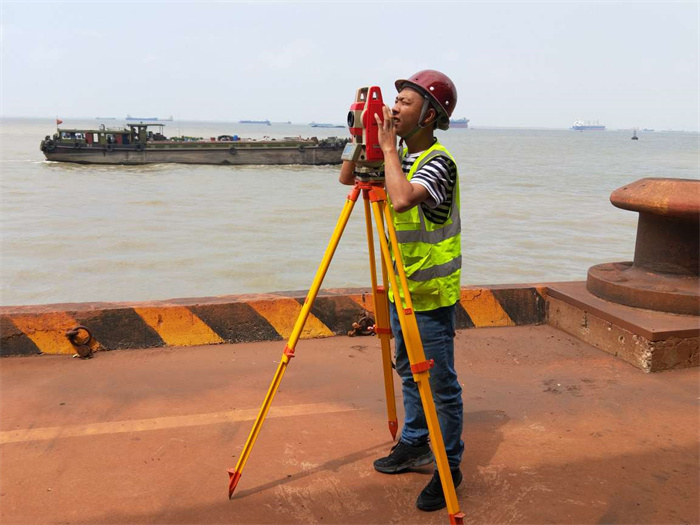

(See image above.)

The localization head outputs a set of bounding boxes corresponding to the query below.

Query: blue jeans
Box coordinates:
[390,301,464,469]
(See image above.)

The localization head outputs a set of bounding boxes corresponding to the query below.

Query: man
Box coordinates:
[339,70,463,512]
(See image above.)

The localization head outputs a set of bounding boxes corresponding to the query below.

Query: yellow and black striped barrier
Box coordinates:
[0,286,547,356]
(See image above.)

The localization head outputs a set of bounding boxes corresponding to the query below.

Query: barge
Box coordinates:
[40,124,348,165]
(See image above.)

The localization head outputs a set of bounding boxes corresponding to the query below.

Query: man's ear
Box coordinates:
[421,107,438,127]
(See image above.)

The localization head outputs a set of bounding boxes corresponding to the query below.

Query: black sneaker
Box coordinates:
[416,468,463,512]
[373,441,434,474]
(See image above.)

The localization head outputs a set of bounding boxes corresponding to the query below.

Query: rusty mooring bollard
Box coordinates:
[587,178,700,316]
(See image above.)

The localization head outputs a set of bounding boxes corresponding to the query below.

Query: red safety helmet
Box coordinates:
[395,70,457,130]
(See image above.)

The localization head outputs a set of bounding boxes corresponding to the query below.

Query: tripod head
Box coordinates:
[341,86,385,181]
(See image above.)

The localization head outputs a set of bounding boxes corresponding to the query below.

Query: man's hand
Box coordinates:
[374,106,429,213]
[374,105,396,154]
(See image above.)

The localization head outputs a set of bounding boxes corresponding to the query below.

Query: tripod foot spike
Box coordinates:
[388,420,398,440]
[449,511,466,524]
[227,469,242,499]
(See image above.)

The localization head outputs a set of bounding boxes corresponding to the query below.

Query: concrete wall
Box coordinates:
[547,295,699,372]
[0,285,547,357]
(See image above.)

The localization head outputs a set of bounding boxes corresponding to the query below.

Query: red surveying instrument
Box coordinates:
[227,86,465,524]
[341,85,386,171]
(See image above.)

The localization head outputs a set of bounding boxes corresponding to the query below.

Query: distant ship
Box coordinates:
[239,120,271,126]
[450,117,469,128]
[310,122,344,128]
[572,119,606,131]
[96,117,116,120]
[125,115,173,122]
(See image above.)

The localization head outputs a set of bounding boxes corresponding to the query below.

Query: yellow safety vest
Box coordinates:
[388,141,461,311]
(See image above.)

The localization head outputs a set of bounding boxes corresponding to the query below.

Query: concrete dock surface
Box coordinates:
[1,325,698,525]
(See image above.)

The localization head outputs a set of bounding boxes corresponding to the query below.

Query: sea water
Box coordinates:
[1,117,698,306]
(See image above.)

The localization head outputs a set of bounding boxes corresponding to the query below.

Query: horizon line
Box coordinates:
[1,115,696,133]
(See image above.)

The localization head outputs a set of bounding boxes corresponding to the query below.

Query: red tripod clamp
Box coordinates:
[410,359,434,374]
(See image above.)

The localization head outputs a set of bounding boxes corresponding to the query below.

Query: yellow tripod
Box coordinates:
[227,177,465,524]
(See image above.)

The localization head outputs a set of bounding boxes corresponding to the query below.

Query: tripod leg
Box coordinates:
[370,197,465,524]
[228,189,360,498]
[362,194,398,440]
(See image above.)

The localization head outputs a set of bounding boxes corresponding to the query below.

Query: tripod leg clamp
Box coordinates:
[410,359,434,374]
[282,345,296,362]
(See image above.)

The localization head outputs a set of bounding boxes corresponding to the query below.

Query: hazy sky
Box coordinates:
[2,1,698,130]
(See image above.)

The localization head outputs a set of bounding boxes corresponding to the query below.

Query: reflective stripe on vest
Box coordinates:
[389,141,461,311]
[395,207,461,244]
[410,254,462,282]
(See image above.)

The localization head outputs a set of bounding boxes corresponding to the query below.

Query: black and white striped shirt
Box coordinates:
[402,148,458,225]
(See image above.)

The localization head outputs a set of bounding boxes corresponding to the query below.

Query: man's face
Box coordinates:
[391,88,426,138]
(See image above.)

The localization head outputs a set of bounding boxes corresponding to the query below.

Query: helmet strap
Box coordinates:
[417,97,434,129]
